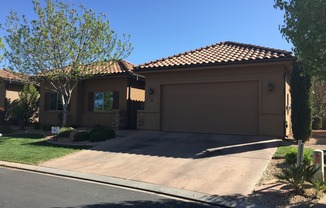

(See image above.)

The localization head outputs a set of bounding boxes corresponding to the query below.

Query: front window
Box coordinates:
[48,93,63,111]
[94,92,113,111]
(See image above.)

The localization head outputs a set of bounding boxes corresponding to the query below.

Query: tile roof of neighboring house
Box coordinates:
[0,69,28,83]
[39,60,134,78]
[86,60,134,76]
[136,41,295,70]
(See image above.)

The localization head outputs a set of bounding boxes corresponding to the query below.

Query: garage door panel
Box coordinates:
[161,81,258,135]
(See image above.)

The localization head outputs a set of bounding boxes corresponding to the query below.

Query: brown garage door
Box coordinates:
[161,81,258,135]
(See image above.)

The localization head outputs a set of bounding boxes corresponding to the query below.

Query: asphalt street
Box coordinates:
[0,167,218,208]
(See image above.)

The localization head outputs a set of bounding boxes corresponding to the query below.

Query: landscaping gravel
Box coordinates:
[246,159,320,207]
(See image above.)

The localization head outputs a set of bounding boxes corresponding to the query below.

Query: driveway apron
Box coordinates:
[41,131,280,196]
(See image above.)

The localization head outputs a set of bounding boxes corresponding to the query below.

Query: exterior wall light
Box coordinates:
[267,82,274,92]
[148,88,154,95]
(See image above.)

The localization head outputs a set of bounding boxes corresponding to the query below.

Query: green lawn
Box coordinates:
[274,145,314,158]
[0,134,85,165]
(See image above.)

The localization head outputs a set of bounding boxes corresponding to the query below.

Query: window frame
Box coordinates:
[88,91,119,112]
[93,91,114,112]
[45,92,63,111]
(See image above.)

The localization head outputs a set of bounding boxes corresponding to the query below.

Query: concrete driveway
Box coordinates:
[41,131,280,196]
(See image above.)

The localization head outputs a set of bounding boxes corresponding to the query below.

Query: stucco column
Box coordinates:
[0,81,6,109]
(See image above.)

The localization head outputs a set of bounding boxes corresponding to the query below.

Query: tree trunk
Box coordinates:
[61,93,70,128]
[61,107,68,127]
[297,140,304,166]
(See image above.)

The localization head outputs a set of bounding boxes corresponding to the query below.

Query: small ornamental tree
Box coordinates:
[3,0,132,127]
[290,61,312,164]
[291,62,313,141]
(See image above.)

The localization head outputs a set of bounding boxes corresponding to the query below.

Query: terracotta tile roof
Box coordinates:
[0,69,28,83]
[136,41,295,70]
[86,60,134,76]
[38,60,134,78]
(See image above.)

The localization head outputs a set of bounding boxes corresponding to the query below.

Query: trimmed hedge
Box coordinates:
[73,131,89,142]
[89,125,116,142]
[89,130,108,142]
[90,125,106,135]
[106,128,116,139]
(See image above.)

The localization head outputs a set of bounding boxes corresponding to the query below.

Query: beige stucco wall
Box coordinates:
[138,61,293,137]
[79,76,128,127]
[39,76,136,127]
[0,81,24,108]
[6,90,19,102]
[39,82,64,126]
[127,87,145,102]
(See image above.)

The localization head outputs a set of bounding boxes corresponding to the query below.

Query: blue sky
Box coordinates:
[0,0,292,66]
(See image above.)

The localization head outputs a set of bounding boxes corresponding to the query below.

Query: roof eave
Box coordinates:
[134,57,297,73]
[3,79,28,86]
[84,71,133,80]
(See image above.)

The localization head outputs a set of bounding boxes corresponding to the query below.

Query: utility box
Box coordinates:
[313,149,324,181]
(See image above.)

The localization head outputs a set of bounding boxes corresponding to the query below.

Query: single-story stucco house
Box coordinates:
[0,69,27,124]
[39,60,145,129]
[134,41,295,137]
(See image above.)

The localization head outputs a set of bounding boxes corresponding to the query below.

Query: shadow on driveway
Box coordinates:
[93,131,281,159]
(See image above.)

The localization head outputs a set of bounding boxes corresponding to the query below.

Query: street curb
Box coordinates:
[0,161,265,208]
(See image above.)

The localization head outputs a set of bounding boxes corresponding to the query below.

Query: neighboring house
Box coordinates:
[134,41,295,137]
[0,69,28,124]
[39,60,145,129]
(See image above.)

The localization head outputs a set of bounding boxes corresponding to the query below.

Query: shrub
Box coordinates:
[73,131,89,142]
[312,116,323,130]
[9,84,39,126]
[285,148,312,165]
[33,122,41,130]
[291,62,312,142]
[89,130,107,142]
[42,124,52,131]
[106,128,116,139]
[0,126,14,134]
[89,125,116,141]
[275,162,318,195]
[58,127,74,138]
[90,124,106,135]
[312,179,326,194]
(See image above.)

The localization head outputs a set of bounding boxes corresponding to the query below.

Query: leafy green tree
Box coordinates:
[274,0,326,80]
[0,37,4,61]
[312,78,326,128]
[11,84,40,129]
[291,62,312,141]
[3,0,133,127]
